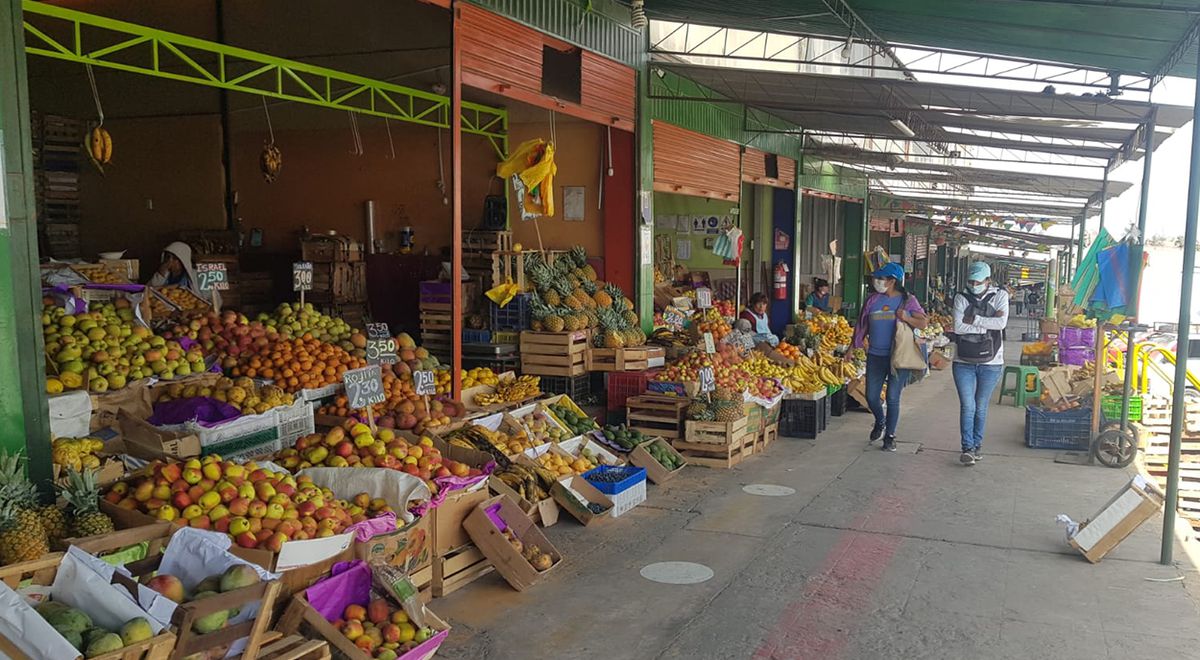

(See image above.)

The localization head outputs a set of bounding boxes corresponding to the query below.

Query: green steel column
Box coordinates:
[635,25,653,332]
[1122,110,1155,434]
[1163,49,1200,565]
[0,0,52,489]
[1076,206,1088,271]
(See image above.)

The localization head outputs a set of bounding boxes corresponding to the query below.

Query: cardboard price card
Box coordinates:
[703,332,716,354]
[699,367,715,394]
[366,337,398,365]
[366,323,391,340]
[696,287,712,309]
[292,261,313,292]
[413,370,437,396]
[196,262,229,291]
[343,365,386,409]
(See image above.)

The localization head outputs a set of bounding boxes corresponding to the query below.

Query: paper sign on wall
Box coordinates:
[676,238,692,260]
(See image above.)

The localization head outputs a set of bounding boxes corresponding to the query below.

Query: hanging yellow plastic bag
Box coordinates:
[497,138,557,219]
[487,281,520,307]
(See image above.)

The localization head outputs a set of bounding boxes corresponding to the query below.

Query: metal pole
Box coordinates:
[1099,169,1109,234]
[1122,109,1156,433]
[1162,49,1200,565]
[1076,206,1088,273]
[1068,217,1078,282]
[450,2,463,400]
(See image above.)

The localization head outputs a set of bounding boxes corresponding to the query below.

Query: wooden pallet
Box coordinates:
[433,543,493,598]
[586,347,667,372]
[520,330,590,377]
[684,417,751,446]
[420,310,454,332]
[255,633,331,660]
[627,395,688,440]
[672,434,755,469]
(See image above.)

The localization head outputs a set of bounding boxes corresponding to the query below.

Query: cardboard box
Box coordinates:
[99,257,139,280]
[628,438,687,484]
[463,494,563,591]
[1069,475,1163,563]
[91,381,154,433]
[551,475,613,525]
[1042,366,1076,403]
[432,485,492,555]
[352,513,432,576]
[118,413,201,461]
[487,473,560,527]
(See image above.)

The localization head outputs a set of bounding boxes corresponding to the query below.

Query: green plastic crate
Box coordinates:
[1101,395,1142,423]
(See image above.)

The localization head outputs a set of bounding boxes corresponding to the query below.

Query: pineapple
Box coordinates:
[563,293,583,311]
[581,279,598,296]
[598,308,625,348]
[574,288,596,309]
[0,453,48,564]
[544,314,566,332]
[40,503,68,549]
[582,264,597,282]
[553,277,574,299]
[543,289,561,307]
[623,308,640,329]
[686,401,709,420]
[715,403,741,422]
[63,468,114,538]
[593,289,613,308]
[714,387,740,403]
[569,245,588,267]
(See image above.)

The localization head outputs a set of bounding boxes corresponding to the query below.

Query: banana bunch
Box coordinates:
[83,124,113,174]
[649,327,691,348]
[260,142,283,183]
[51,437,104,472]
[443,426,514,466]
[475,374,541,406]
[495,463,552,502]
[741,354,789,379]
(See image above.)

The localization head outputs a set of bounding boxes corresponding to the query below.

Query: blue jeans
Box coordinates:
[952,362,1004,452]
[865,353,910,437]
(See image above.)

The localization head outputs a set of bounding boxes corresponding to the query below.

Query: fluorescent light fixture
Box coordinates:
[890,119,916,138]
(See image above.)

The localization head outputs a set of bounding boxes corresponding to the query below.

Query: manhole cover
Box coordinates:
[640,562,714,584]
[742,484,796,496]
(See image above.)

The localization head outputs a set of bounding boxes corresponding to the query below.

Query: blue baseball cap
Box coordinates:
[872,262,905,283]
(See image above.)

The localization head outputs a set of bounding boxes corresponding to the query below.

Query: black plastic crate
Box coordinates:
[1025,406,1093,451]
[489,293,532,331]
[830,387,847,417]
[779,398,822,439]
[820,394,831,431]
[540,373,591,401]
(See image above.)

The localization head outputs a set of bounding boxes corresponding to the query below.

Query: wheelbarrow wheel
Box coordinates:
[1093,424,1137,468]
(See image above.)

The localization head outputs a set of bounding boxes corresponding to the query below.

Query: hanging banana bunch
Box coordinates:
[259,97,282,183]
[82,65,112,175]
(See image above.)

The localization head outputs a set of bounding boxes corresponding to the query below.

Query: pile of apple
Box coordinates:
[316,363,461,434]
[274,423,482,495]
[335,598,437,659]
[104,457,399,551]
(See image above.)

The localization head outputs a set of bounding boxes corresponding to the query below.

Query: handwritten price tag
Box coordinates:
[699,366,715,394]
[292,262,313,292]
[696,288,712,309]
[703,332,716,354]
[414,370,437,396]
[196,263,229,292]
[343,365,385,409]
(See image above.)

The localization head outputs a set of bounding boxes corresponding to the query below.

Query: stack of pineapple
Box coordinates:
[685,388,745,423]
[0,451,113,564]
[526,245,646,348]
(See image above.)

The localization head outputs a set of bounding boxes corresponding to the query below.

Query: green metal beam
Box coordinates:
[21,1,507,151]
[1,0,52,494]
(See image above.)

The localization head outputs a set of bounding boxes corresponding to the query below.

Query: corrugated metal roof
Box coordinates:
[639,0,1200,79]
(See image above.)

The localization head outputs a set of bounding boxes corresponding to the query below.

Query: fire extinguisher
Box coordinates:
[774,261,789,300]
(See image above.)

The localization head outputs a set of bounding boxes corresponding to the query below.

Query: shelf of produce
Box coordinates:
[626,395,689,440]
[585,346,666,372]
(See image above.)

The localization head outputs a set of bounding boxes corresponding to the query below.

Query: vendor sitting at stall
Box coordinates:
[739,293,780,347]
[805,278,832,313]
[147,241,220,307]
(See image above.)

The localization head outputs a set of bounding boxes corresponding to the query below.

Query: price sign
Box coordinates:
[662,306,685,330]
[196,263,229,292]
[366,323,391,340]
[364,323,397,365]
[343,365,385,409]
[703,332,716,354]
[413,370,437,396]
[292,262,313,292]
[696,288,712,310]
[699,366,715,394]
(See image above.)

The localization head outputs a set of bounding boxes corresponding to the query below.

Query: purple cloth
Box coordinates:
[853,292,925,350]
[148,397,241,427]
[1059,327,1095,349]
[83,283,146,293]
[1060,347,1095,366]
[305,560,371,622]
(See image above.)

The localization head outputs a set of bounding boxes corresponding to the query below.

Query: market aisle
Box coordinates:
[436,361,1200,660]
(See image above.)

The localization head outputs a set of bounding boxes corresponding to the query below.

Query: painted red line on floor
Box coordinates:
[752,459,938,660]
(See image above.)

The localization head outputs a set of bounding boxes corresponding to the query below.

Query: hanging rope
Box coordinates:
[385,118,396,160]
[549,108,557,147]
[347,111,363,155]
[261,96,276,146]
[86,64,104,126]
[437,128,448,205]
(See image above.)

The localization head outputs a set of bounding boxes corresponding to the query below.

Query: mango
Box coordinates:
[219,564,261,592]
[120,617,154,645]
[190,591,229,634]
[46,607,92,634]
[85,632,124,658]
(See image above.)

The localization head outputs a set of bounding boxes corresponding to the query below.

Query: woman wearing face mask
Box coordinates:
[852,262,928,452]
[951,262,1009,466]
[739,292,780,347]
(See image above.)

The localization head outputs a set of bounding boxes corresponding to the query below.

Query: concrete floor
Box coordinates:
[436,355,1200,659]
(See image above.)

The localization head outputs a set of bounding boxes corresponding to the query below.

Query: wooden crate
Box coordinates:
[308,262,366,304]
[519,330,590,377]
[491,251,527,291]
[420,310,454,332]
[300,235,363,263]
[464,230,513,253]
[626,395,688,440]
[433,543,493,598]
[586,347,666,372]
[762,422,779,450]
[672,433,755,469]
[277,592,449,660]
[684,417,751,446]
[256,633,331,660]
[0,554,178,660]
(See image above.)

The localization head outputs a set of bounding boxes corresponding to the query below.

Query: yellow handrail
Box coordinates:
[1133,344,1200,394]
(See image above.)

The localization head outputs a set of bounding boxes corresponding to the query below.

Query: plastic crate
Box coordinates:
[492,331,519,345]
[1058,326,1096,349]
[490,293,532,331]
[1101,395,1142,423]
[463,329,492,344]
[583,465,647,495]
[830,387,848,417]
[606,369,656,412]
[540,373,591,399]
[1025,406,1094,450]
[821,394,832,431]
[779,398,822,439]
[1060,347,1095,366]
[609,479,647,517]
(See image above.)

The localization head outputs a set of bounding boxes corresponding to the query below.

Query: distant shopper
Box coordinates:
[852,262,928,452]
[740,293,779,347]
[952,261,1009,466]
[805,278,832,313]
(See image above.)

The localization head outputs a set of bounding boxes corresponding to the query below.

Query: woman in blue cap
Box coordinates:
[951,261,1009,466]
[852,262,928,451]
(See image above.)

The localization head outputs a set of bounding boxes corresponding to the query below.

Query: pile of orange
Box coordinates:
[226,334,366,392]
[776,342,803,361]
[695,308,731,341]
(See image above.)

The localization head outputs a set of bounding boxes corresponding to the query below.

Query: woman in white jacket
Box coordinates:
[147,241,221,307]
[952,262,1009,466]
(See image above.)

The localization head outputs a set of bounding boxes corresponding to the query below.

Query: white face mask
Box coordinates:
[969,282,987,295]
[872,278,890,293]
